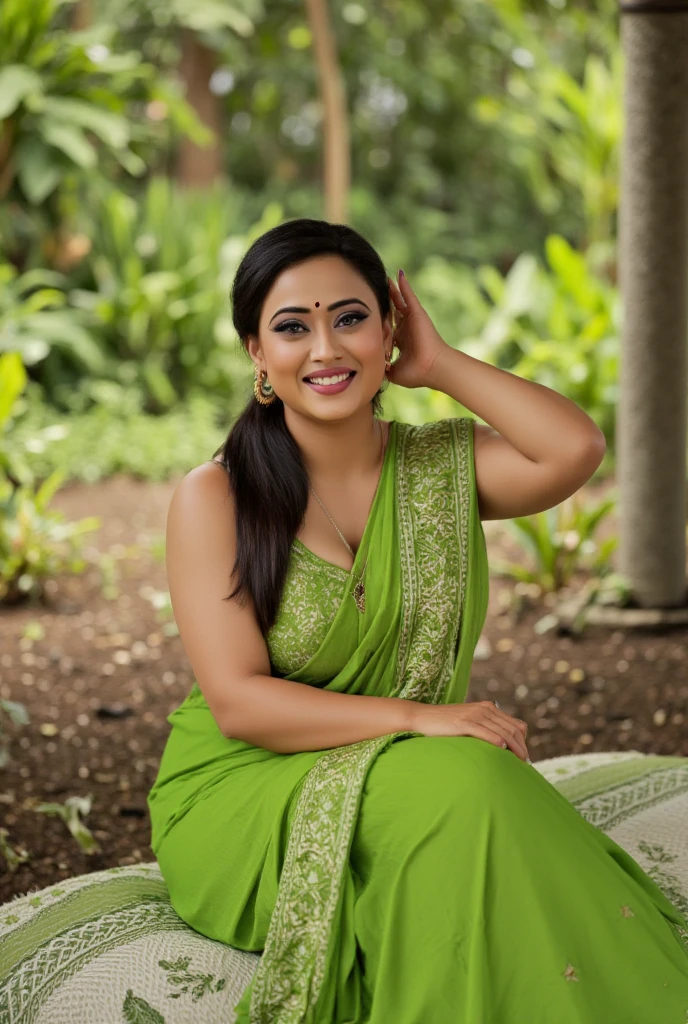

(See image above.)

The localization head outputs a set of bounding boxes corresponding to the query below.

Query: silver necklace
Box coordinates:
[308,420,387,614]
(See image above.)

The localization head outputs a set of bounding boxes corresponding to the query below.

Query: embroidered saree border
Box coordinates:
[246,734,394,1024]
[394,417,470,703]
[247,418,473,1024]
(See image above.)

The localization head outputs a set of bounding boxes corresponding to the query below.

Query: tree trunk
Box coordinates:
[617,0,688,607]
[176,29,223,188]
[305,0,350,224]
[71,0,91,29]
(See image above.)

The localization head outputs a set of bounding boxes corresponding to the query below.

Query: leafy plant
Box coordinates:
[490,488,618,593]
[0,698,30,769]
[477,1,621,253]
[33,794,101,855]
[0,262,107,387]
[0,0,207,266]
[63,180,281,410]
[0,826,31,872]
[0,351,101,604]
[10,388,227,483]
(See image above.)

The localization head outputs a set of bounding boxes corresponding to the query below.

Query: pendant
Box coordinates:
[352,580,366,613]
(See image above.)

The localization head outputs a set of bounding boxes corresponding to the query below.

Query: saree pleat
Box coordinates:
[147,417,688,1023]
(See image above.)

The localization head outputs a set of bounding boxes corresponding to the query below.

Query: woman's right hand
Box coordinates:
[409,700,531,761]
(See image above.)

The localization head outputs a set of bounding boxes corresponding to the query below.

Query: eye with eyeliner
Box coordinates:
[274,311,368,334]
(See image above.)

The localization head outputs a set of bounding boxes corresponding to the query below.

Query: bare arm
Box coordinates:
[424,347,606,522]
[165,462,415,755]
[224,673,415,754]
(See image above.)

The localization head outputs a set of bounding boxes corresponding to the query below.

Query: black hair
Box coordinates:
[212,218,390,637]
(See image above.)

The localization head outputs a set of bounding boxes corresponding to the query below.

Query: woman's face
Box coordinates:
[247,254,394,421]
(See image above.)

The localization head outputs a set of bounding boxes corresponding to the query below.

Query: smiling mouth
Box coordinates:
[303,370,357,385]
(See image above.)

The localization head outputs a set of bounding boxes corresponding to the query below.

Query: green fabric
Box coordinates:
[146,417,688,1023]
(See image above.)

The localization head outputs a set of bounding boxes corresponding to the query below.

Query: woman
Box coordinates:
[147,218,688,1023]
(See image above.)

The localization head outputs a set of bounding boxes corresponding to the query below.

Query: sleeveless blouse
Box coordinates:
[265,538,349,677]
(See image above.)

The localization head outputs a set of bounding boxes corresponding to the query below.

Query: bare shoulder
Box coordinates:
[169,459,234,524]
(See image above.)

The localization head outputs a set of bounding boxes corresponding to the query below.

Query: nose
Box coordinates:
[309,327,341,360]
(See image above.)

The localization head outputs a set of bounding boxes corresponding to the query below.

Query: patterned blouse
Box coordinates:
[265,538,349,677]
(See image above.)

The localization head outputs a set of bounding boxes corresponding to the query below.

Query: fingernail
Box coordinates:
[398,268,405,278]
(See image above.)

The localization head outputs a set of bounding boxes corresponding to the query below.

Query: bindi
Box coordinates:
[314,301,320,307]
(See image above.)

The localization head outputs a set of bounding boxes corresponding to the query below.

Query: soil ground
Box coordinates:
[1,472,686,904]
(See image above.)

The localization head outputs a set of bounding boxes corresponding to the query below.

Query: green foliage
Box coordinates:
[0,352,101,604]
[477,0,620,250]
[0,0,146,198]
[0,262,106,389]
[103,0,264,45]
[64,177,252,410]
[422,234,619,444]
[11,386,228,482]
[490,489,618,592]
[0,463,101,604]
[0,0,206,265]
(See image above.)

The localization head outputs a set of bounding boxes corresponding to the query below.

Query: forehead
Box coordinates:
[262,255,369,311]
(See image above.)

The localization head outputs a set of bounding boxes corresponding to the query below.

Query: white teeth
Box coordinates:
[307,372,352,385]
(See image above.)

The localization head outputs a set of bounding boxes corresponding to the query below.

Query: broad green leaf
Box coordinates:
[112,146,147,176]
[0,66,42,119]
[34,468,67,510]
[15,136,61,204]
[40,119,97,168]
[0,352,27,427]
[39,97,130,149]
[142,359,177,408]
[21,313,108,372]
[172,0,258,35]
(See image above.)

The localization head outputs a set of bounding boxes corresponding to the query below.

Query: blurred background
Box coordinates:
[2,0,687,897]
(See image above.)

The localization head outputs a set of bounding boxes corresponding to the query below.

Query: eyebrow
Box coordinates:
[268,297,371,325]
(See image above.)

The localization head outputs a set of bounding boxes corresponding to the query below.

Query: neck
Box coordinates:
[284,409,384,483]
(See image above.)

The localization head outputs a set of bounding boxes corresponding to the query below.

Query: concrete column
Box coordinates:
[617,0,688,607]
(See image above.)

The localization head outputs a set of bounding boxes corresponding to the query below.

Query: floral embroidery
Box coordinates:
[632,840,688,953]
[247,734,394,1023]
[563,963,579,982]
[158,954,227,1002]
[393,418,470,704]
[247,418,474,1024]
[265,542,349,676]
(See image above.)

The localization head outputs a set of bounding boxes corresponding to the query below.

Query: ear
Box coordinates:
[246,335,263,368]
[383,311,395,347]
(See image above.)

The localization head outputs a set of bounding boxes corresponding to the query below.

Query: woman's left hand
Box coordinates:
[386,270,451,390]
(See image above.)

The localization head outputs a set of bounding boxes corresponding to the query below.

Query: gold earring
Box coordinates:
[253,365,276,405]
[384,352,392,372]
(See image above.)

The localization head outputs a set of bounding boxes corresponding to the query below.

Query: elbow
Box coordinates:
[219,706,247,742]
[566,427,605,476]
[580,428,607,472]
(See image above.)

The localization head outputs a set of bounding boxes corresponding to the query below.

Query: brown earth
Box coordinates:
[0,473,686,904]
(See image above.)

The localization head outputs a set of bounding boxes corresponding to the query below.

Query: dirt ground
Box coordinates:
[1,472,687,905]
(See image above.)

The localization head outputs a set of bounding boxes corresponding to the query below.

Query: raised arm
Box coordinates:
[164,462,414,754]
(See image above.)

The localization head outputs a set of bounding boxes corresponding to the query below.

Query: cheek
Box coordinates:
[351,327,384,362]
[269,343,303,376]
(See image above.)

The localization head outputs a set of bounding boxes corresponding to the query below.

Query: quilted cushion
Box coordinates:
[2,751,687,1023]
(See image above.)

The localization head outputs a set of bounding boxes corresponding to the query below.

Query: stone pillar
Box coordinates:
[617,0,688,607]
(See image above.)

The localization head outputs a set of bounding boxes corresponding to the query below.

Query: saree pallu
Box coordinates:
[147,417,688,1023]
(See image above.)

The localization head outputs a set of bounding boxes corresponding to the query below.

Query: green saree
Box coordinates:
[147,417,688,1023]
